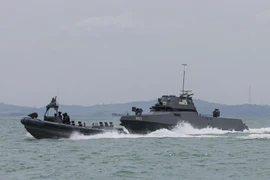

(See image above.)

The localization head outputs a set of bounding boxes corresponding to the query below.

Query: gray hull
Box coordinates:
[120,67,249,134]
[120,111,249,134]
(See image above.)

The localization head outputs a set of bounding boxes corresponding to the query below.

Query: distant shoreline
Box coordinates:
[0,99,270,117]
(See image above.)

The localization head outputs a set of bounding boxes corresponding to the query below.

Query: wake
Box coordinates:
[24,122,270,140]
[236,127,270,139]
[68,123,245,140]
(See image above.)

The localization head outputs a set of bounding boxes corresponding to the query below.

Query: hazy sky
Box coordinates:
[1,0,270,107]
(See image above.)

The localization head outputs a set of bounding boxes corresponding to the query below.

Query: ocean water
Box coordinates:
[1,116,270,180]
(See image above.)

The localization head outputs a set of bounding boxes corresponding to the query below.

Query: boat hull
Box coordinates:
[21,117,126,139]
[120,120,174,134]
[120,112,249,134]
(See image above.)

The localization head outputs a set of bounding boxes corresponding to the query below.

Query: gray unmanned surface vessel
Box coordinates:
[120,64,249,134]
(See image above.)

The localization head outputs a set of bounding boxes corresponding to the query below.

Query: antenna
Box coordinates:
[57,88,59,104]
[181,64,187,95]
[248,84,251,104]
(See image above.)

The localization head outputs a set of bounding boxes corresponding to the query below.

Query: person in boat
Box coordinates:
[58,111,62,120]
[51,97,56,103]
[62,112,70,124]
[28,112,38,119]
[47,97,58,110]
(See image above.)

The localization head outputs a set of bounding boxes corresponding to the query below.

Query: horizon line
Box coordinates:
[0,98,268,109]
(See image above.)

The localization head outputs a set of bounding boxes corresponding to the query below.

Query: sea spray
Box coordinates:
[67,122,229,140]
[237,134,270,140]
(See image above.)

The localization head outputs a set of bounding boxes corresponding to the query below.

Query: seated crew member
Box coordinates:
[28,112,38,119]
[58,112,62,120]
[62,112,70,124]
[62,113,67,123]
[53,113,57,122]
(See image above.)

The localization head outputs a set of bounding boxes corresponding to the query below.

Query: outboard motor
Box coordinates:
[83,122,86,127]
[104,122,109,127]
[99,122,104,126]
[71,121,75,125]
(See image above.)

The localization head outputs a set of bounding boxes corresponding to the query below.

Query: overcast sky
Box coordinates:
[0,0,270,107]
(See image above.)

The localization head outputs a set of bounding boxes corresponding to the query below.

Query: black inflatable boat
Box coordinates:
[21,97,126,139]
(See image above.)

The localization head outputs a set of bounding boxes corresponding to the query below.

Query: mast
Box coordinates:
[248,84,251,104]
[57,88,59,103]
[182,64,187,95]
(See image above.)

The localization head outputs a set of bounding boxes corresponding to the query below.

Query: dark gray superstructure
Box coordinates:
[120,92,249,134]
[120,64,249,134]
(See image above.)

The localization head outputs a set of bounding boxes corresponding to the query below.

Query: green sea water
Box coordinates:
[1,116,270,180]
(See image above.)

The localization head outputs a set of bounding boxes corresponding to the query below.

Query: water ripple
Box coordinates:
[1,118,270,180]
